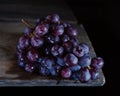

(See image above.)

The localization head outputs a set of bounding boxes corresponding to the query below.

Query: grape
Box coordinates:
[78,53,91,67]
[90,69,100,80]
[31,36,44,48]
[51,45,64,56]
[70,38,78,47]
[49,67,57,76]
[56,56,64,66]
[35,23,49,36]
[61,68,72,78]
[24,27,33,36]
[39,66,50,76]
[27,49,39,62]
[46,14,60,23]
[52,24,64,36]
[63,41,74,52]
[25,62,35,73]
[60,34,70,43]
[73,43,89,57]
[17,45,22,53]
[61,22,71,28]
[90,57,104,70]
[18,35,30,50]
[47,34,60,44]
[49,65,61,76]
[78,67,91,83]
[64,53,78,66]
[66,27,78,37]
[17,14,104,83]
[37,57,43,63]
[18,60,25,67]
[44,47,51,55]
[71,72,79,80]
[69,65,81,72]
[41,57,54,69]
[80,43,89,54]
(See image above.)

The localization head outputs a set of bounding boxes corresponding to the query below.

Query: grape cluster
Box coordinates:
[17,14,104,83]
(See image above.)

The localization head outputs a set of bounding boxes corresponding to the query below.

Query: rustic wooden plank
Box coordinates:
[0,0,77,24]
[0,22,105,86]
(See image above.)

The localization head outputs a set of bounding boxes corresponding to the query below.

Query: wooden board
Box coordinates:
[0,0,77,24]
[0,21,105,86]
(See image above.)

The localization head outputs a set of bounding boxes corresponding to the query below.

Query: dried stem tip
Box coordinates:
[21,19,34,29]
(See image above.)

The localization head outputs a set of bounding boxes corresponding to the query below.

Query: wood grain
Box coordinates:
[0,0,77,24]
[0,22,105,86]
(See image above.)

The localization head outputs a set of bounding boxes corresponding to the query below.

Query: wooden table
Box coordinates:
[0,0,105,86]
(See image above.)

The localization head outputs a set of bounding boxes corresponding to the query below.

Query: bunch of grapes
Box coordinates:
[17,14,104,83]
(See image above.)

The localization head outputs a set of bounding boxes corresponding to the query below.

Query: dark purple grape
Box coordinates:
[69,65,81,72]
[41,57,54,69]
[36,18,40,24]
[18,60,25,67]
[24,27,33,36]
[35,63,41,69]
[70,38,78,47]
[49,65,61,76]
[60,34,70,43]
[64,53,78,66]
[44,47,51,55]
[35,23,49,36]
[17,51,27,62]
[80,43,90,54]
[39,18,47,24]
[31,36,44,48]
[52,24,64,36]
[63,41,73,52]
[39,66,50,76]
[17,52,24,61]
[17,45,22,53]
[37,57,43,63]
[18,35,30,49]
[71,72,79,80]
[73,43,89,58]
[61,22,71,28]
[35,18,46,25]
[49,67,57,76]
[25,63,35,73]
[35,57,42,69]
[90,57,104,70]
[46,14,60,23]
[51,45,64,56]
[90,68,100,80]
[63,38,77,53]
[66,27,78,37]
[47,34,60,44]
[27,49,39,62]
[45,15,53,23]
[55,65,62,73]
[61,68,72,78]
[56,57,65,66]
[78,67,91,83]
[78,53,91,67]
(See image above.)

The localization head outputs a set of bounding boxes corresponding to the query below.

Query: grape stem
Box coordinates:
[21,19,34,29]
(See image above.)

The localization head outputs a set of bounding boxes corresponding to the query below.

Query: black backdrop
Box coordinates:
[65,0,117,95]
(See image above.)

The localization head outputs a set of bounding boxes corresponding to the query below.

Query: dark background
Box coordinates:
[65,0,117,95]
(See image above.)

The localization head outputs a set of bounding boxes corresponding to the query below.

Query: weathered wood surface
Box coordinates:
[0,0,77,24]
[0,22,105,86]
